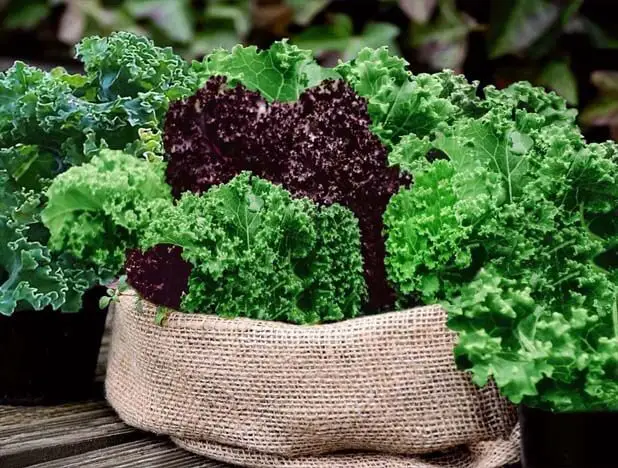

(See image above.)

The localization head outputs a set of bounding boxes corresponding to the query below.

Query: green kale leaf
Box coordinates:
[0,31,195,315]
[136,172,366,324]
[384,79,618,411]
[196,39,334,101]
[337,47,481,147]
[42,149,172,274]
[0,170,106,315]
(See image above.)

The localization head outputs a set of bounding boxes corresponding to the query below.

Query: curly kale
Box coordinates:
[0,171,105,315]
[384,79,618,411]
[194,39,334,102]
[0,32,198,315]
[164,76,408,311]
[0,32,198,170]
[129,172,366,324]
[42,149,172,274]
[336,47,482,147]
[76,31,197,101]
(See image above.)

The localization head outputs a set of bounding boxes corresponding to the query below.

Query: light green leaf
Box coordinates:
[537,61,578,105]
[188,31,239,57]
[526,0,582,59]
[99,295,111,309]
[42,149,172,272]
[142,172,366,325]
[200,40,326,101]
[207,4,250,36]
[580,97,618,127]
[591,71,618,94]
[436,119,533,202]
[343,23,400,61]
[410,0,475,71]
[155,305,170,325]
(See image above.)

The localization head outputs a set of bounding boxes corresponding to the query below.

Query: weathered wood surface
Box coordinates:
[0,309,521,468]
[0,310,230,468]
[0,400,227,467]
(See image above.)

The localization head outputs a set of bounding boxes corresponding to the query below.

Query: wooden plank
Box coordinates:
[27,438,229,468]
[0,401,141,468]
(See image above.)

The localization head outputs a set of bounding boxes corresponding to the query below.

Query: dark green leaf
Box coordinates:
[526,0,582,59]
[489,0,560,58]
[3,0,49,29]
[294,14,400,62]
[292,14,353,53]
[0,145,57,191]
[571,17,618,49]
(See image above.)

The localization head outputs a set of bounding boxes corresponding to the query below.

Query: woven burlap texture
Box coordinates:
[106,290,520,468]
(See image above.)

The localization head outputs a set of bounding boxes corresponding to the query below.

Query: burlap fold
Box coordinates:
[106,290,519,468]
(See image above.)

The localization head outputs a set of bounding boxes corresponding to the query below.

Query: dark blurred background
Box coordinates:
[1,0,617,142]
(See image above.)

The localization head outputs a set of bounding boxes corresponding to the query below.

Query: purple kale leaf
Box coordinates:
[163,77,409,311]
[125,244,191,310]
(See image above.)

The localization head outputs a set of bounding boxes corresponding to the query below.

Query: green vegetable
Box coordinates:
[42,149,172,274]
[139,172,366,324]
[384,159,500,302]
[196,39,333,101]
[336,47,480,147]
[0,31,198,316]
[0,34,195,170]
[0,171,105,315]
[75,31,198,101]
[385,78,618,411]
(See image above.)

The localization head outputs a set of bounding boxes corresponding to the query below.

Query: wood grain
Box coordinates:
[26,438,227,468]
[0,401,141,467]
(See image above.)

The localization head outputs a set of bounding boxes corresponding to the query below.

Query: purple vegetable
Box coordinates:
[125,244,191,310]
[163,77,409,311]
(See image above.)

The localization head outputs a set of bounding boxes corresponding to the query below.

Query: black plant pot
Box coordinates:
[0,286,109,405]
[520,405,618,468]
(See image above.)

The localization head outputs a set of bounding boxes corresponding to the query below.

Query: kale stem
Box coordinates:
[551,271,579,287]
[612,293,618,337]
[547,239,576,255]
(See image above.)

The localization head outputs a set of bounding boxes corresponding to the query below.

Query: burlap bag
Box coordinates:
[106,290,520,468]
